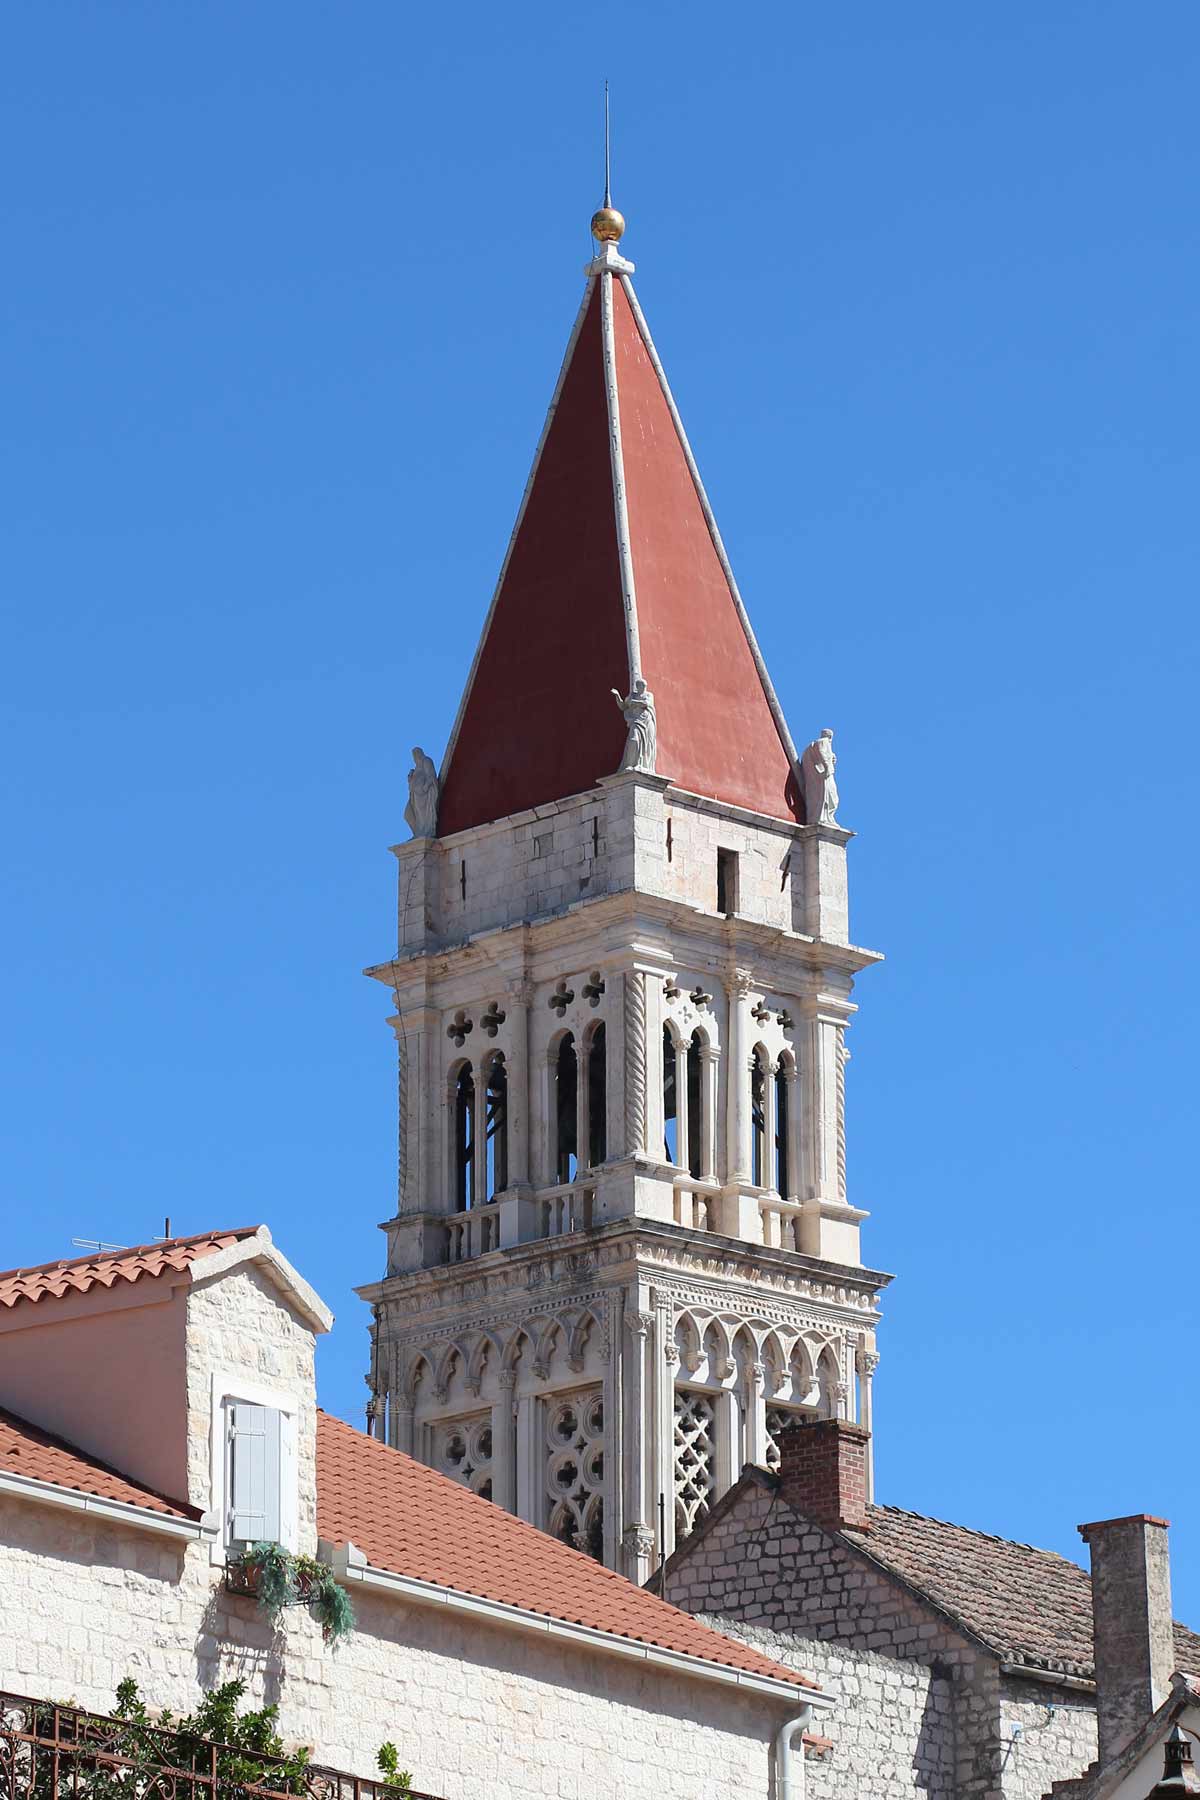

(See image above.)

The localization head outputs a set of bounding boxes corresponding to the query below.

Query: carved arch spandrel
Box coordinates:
[566,1307,601,1374]
[466,1329,502,1396]
[403,1352,433,1408]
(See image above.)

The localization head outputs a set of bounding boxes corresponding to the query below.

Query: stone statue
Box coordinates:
[611,679,657,774]
[404,746,439,838]
[800,728,840,826]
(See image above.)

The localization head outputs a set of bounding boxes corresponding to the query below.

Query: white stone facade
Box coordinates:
[0,1494,783,1800]
[0,1243,804,1800]
[363,768,885,1581]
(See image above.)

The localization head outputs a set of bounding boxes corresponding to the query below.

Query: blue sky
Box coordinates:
[3,4,1198,1618]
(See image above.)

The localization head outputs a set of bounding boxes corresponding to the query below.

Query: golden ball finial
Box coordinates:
[591,205,626,244]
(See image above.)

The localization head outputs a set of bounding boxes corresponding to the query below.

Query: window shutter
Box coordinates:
[228,1403,282,1544]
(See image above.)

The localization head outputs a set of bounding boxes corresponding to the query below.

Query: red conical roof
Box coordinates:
[436,238,800,838]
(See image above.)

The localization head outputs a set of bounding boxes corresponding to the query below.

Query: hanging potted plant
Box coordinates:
[227,1542,355,1645]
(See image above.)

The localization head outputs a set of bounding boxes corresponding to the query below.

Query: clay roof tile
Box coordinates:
[0,1227,261,1313]
[315,1411,811,1690]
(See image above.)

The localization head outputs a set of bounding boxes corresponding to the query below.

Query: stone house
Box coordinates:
[652,1418,1200,1800]
[0,1224,837,1800]
[1047,1676,1200,1800]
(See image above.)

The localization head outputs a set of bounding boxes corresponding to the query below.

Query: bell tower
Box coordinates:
[357,202,890,1583]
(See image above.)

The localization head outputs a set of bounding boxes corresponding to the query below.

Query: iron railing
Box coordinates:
[0,1693,442,1800]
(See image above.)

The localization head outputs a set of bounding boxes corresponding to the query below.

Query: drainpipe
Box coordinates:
[775,1706,813,1800]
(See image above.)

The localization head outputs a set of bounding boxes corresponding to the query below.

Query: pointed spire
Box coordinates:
[435,198,801,838]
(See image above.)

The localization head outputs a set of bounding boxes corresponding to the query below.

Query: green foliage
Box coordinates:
[310,1568,356,1646]
[376,1743,413,1798]
[241,1542,299,1620]
[27,1677,313,1800]
[115,1675,313,1796]
[230,1543,354,1646]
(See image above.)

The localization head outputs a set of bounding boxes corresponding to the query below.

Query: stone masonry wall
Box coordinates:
[185,1265,321,1547]
[396,775,806,956]
[0,1495,779,1800]
[694,1613,957,1800]
[660,1479,1099,1800]
[995,1675,1098,1800]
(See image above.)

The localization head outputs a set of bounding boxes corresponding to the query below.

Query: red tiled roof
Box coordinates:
[0,1227,261,1312]
[0,1406,198,1519]
[436,259,800,838]
[316,1411,811,1689]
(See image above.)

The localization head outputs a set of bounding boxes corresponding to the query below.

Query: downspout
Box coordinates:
[775,1705,813,1800]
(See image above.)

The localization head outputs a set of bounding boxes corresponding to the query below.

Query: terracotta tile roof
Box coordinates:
[0,1406,198,1519]
[845,1505,1200,1679]
[0,1227,261,1312]
[315,1411,812,1690]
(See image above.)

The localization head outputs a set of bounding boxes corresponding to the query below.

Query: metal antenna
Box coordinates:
[603,80,611,207]
[71,1237,128,1255]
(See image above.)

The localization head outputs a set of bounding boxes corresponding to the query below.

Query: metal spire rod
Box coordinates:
[604,80,611,207]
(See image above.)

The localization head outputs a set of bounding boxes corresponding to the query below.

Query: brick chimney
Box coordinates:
[1078,1514,1175,1763]
[776,1417,870,1532]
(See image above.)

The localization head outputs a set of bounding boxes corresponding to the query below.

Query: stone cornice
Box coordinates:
[367,887,881,995]
[357,1216,890,1319]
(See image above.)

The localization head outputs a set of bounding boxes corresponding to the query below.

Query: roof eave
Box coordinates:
[323,1543,832,1708]
[0,1466,215,1543]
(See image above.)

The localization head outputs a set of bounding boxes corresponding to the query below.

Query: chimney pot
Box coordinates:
[776,1417,870,1532]
[1078,1513,1175,1763]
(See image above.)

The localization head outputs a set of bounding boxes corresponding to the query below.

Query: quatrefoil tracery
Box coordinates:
[447,1010,474,1047]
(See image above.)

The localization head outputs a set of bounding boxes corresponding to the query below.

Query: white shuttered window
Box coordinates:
[226,1401,282,1545]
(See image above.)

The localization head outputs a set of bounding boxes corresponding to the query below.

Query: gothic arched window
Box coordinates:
[485,1054,508,1200]
[750,1049,767,1187]
[686,1030,704,1180]
[554,1033,578,1183]
[663,1026,678,1164]
[586,1022,607,1168]
[774,1055,792,1198]
[453,1063,475,1211]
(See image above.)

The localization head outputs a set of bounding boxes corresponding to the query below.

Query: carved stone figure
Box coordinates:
[800,727,839,826]
[404,746,439,838]
[611,679,657,773]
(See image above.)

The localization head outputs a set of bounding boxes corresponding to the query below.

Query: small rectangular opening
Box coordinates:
[716,848,739,916]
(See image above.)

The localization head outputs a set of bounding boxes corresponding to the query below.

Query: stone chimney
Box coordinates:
[1078,1514,1175,1763]
[776,1417,870,1532]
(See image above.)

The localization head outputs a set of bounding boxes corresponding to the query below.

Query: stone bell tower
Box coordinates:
[357,199,890,1583]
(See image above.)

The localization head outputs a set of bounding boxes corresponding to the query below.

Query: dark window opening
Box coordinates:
[591,816,600,856]
[716,848,739,915]
[459,860,467,900]
[555,1034,578,1183]
[774,1063,789,1197]
[686,1030,703,1180]
[587,1024,607,1168]
[666,817,674,861]
[454,1064,475,1210]
[750,1053,766,1187]
[485,1055,508,1199]
[663,1026,678,1164]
